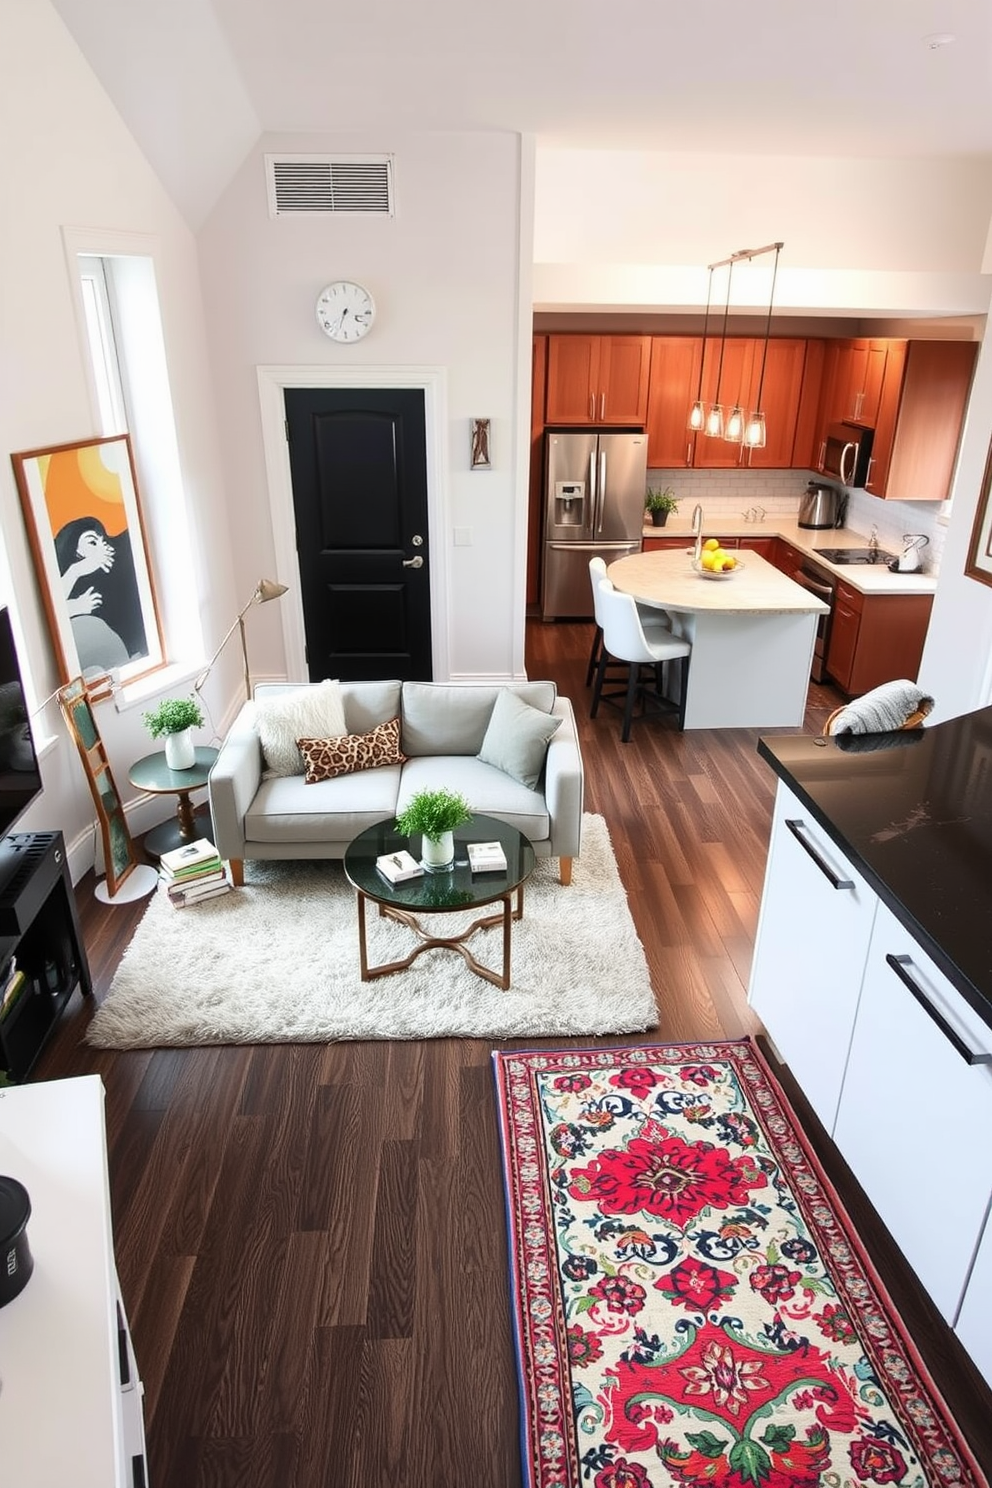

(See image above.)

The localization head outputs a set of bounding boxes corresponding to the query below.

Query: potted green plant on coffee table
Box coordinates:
[645,487,679,527]
[142,696,205,771]
[395,788,472,872]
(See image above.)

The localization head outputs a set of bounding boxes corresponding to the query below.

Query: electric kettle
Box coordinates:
[798,481,843,530]
[889,534,929,573]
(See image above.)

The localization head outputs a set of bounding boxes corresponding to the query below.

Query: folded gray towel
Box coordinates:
[826,679,934,736]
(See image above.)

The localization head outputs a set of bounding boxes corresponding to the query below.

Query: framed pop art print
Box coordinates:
[11,433,165,688]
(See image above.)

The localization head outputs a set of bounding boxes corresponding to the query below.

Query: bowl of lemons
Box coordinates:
[692,538,744,578]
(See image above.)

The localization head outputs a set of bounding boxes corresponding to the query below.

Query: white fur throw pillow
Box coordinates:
[255,681,347,776]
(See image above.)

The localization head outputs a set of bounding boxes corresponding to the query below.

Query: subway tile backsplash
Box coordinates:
[646,467,947,574]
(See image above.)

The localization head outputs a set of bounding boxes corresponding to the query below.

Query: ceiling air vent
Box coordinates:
[266,154,394,217]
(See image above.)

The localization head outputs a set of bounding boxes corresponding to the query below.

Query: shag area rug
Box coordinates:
[492,1040,987,1488]
[87,813,656,1048]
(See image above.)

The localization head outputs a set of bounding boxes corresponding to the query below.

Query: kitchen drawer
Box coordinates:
[833,897,992,1323]
[748,780,877,1133]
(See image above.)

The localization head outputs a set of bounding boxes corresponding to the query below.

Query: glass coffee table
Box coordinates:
[343,814,535,990]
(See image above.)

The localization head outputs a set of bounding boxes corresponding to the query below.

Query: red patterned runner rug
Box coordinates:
[492,1040,987,1488]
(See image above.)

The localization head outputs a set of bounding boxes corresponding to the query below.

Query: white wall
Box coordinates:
[534,149,992,315]
[918,340,992,719]
[197,130,531,683]
[0,0,236,875]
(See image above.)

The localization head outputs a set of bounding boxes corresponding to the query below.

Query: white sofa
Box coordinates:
[208,679,584,886]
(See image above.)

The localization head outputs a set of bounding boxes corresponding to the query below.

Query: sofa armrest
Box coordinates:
[208,703,263,859]
[543,695,584,859]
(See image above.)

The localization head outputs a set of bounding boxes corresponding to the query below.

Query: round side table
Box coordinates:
[128,746,218,859]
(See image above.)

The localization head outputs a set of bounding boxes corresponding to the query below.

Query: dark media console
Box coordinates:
[0,831,93,1082]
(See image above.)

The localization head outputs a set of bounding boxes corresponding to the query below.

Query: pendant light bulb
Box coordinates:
[705,404,725,440]
[744,413,767,449]
[688,400,705,432]
[724,405,746,443]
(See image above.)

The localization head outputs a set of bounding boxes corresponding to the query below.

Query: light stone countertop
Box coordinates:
[609,548,830,616]
[641,517,938,597]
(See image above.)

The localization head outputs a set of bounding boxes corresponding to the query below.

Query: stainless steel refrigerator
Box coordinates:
[540,430,648,620]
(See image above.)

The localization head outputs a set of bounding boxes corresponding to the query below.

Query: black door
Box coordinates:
[284,387,432,681]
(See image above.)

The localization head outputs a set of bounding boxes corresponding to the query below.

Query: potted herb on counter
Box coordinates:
[645,487,679,527]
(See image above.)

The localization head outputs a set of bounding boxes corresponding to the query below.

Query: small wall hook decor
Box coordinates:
[470,418,491,469]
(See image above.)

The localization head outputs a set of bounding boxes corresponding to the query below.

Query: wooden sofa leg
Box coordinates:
[229,858,245,887]
[559,857,573,887]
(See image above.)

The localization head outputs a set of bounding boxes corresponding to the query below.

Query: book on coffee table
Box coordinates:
[376,850,424,884]
[467,841,507,873]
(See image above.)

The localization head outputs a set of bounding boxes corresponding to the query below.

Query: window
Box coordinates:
[66,235,203,690]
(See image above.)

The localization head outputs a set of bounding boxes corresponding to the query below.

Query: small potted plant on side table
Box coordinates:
[645,487,679,527]
[395,788,472,873]
[142,696,205,771]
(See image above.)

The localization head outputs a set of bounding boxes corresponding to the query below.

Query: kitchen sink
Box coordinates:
[811,546,898,566]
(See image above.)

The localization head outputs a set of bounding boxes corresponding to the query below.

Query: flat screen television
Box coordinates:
[0,605,43,841]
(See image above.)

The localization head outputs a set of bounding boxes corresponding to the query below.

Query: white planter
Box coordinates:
[421,830,455,872]
[164,728,196,771]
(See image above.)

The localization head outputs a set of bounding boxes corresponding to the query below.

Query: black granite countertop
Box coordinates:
[757,706,992,1030]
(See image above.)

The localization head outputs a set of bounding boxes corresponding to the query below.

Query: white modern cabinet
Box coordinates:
[749,780,877,1132]
[955,1207,992,1383]
[833,898,992,1325]
[0,1075,148,1486]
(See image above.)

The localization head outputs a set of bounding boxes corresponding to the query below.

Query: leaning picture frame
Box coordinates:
[11,433,165,687]
[58,677,139,896]
[965,438,992,588]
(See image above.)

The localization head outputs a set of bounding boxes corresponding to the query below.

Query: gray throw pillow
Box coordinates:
[477,688,561,789]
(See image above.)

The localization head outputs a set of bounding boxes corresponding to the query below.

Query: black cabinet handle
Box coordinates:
[885,954,992,1066]
[785,819,854,891]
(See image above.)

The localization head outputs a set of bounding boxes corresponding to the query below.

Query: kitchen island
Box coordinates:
[749,708,992,1387]
[607,548,829,729]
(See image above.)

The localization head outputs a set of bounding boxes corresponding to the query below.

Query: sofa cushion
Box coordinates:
[477,688,562,789]
[245,766,403,844]
[397,756,551,842]
[255,680,346,777]
[298,717,406,783]
[400,680,557,757]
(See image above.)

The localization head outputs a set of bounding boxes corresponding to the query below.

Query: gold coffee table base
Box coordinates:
[356,885,524,989]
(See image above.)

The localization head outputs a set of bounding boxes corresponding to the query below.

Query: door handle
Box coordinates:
[597,451,606,533]
[784,819,854,890]
[402,555,423,569]
[885,954,992,1066]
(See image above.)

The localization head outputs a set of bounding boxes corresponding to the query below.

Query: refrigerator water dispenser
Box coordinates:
[554,481,585,526]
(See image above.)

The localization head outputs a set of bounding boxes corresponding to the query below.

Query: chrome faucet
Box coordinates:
[692,503,704,562]
[868,524,879,557]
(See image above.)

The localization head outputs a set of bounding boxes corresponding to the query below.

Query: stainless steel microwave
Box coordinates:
[821,421,874,488]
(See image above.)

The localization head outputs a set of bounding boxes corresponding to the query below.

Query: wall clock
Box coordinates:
[315,281,376,343]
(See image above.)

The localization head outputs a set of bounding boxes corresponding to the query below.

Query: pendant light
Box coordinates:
[687,265,716,433]
[744,242,783,450]
[704,258,735,439]
[688,240,785,447]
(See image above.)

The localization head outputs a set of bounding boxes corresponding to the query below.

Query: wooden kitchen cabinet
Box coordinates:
[825,580,933,695]
[769,537,806,579]
[833,897,992,1324]
[749,780,877,1133]
[642,535,692,552]
[744,339,811,469]
[866,340,977,502]
[645,336,702,466]
[692,337,758,467]
[545,334,651,425]
[738,536,776,557]
[833,338,894,427]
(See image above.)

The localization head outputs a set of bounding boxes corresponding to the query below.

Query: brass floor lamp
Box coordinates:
[194,578,288,700]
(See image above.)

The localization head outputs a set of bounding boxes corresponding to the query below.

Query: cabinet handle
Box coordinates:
[599,392,605,420]
[884,954,992,1065]
[784,819,854,890]
[687,442,692,465]
[589,393,595,420]
[818,441,826,469]
[864,455,875,489]
[854,390,864,420]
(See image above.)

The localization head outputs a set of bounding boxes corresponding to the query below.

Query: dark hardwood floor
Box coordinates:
[32,619,992,1485]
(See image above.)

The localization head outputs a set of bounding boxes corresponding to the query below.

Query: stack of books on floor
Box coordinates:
[159,838,232,907]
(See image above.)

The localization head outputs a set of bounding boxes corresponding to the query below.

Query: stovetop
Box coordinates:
[811,546,898,566]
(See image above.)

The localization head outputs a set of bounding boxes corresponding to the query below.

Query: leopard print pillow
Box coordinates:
[297,716,407,782]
